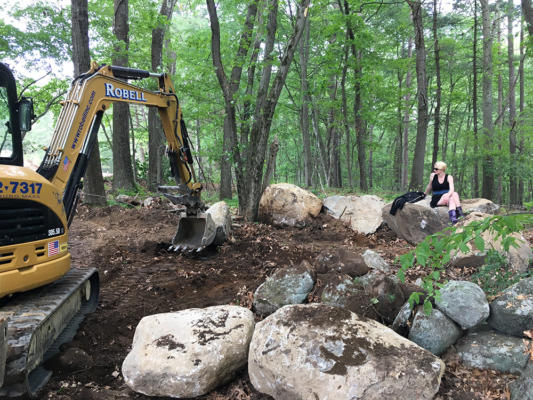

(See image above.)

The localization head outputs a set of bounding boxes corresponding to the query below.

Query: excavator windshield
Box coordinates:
[0,85,14,159]
[0,62,23,166]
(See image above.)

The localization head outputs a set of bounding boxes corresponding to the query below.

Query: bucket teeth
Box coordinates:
[196,247,203,253]
[174,245,181,252]
[168,245,174,251]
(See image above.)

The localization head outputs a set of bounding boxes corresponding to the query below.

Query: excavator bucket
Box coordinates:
[170,213,218,251]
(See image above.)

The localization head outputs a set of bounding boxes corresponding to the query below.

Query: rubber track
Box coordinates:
[0,267,98,397]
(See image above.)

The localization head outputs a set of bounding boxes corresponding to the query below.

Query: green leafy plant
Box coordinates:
[471,249,531,296]
[397,214,533,315]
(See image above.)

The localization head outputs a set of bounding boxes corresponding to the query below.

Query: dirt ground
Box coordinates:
[38,199,532,400]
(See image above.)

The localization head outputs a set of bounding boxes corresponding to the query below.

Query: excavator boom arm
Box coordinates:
[36,63,200,222]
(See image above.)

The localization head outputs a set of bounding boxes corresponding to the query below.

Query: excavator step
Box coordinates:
[0,267,98,397]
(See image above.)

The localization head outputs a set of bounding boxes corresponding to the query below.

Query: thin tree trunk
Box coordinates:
[432,0,441,166]
[518,18,525,204]
[496,15,503,204]
[112,0,135,191]
[407,0,429,190]
[508,0,518,204]
[480,0,494,200]
[148,0,177,191]
[261,136,279,193]
[299,13,312,187]
[402,37,413,191]
[341,39,352,188]
[219,115,233,198]
[71,0,106,206]
[473,0,480,197]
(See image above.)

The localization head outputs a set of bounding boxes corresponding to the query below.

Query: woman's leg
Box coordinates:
[454,192,465,217]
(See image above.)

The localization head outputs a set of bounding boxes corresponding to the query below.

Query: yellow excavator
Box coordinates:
[0,61,215,397]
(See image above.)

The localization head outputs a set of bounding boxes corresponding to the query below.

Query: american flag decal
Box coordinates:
[63,156,70,171]
[48,240,59,256]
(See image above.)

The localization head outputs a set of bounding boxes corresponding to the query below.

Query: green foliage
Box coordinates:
[397,214,533,315]
[471,249,530,297]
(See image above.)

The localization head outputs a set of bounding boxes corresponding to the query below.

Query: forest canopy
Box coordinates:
[1,0,532,219]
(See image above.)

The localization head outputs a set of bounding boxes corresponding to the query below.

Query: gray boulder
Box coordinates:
[320,276,361,308]
[258,183,322,227]
[455,329,529,373]
[315,248,369,276]
[382,197,449,245]
[510,363,533,400]
[324,195,385,234]
[408,307,462,356]
[205,201,233,246]
[462,198,500,214]
[248,304,445,400]
[253,260,316,316]
[451,212,532,272]
[122,305,255,398]
[362,249,391,273]
[488,278,533,337]
[435,280,489,329]
[391,301,413,334]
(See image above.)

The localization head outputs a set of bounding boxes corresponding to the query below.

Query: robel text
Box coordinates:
[104,83,146,102]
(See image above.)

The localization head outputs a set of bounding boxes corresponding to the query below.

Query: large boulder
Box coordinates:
[324,195,384,234]
[510,363,533,400]
[455,328,529,373]
[462,198,500,214]
[205,201,232,246]
[253,260,316,316]
[408,307,462,356]
[258,183,322,227]
[248,304,445,400]
[320,275,361,308]
[315,248,369,277]
[435,280,489,329]
[122,306,254,398]
[488,278,533,336]
[362,249,392,273]
[382,197,448,245]
[451,212,532,272]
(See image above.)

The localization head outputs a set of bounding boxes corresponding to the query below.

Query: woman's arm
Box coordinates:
[424,173,435,195]
[448,175,455,194]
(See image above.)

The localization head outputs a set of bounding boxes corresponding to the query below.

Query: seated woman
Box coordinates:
[423,161,464,224]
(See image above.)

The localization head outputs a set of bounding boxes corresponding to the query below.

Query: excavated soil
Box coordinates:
[37,200,531,400]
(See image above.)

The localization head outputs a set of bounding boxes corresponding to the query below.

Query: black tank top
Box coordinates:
[432,174,449,193]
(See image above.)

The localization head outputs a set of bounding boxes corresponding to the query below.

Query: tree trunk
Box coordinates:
[71,0,107,206]
[261,136,279,193]
[206,0,258,213]
[219,115,233,198]
[244,0,310,220]
[432,0,441,166]
[342,0,367,192]
[341,39,352,188]
[480,0,494,200]
[402,37,413,191]
[327,73,340,188]
[473,0,480,197]
[518,18,525,204]
[407,0,429,191]
[148,0,177,191]
[496,15,503,205]
[112,0,135,191]
[508,0,518,205]
[522,0,533,36]
[299,13,312,187]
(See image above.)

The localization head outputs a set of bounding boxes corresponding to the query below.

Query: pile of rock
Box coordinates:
[119,183,532,399]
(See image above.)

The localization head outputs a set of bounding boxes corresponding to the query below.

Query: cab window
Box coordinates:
[0,86,14,159]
